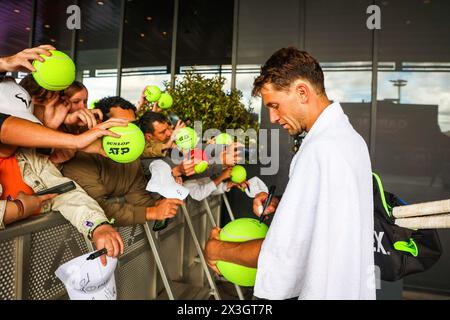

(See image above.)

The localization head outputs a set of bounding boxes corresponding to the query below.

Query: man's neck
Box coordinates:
[306,95,332,132]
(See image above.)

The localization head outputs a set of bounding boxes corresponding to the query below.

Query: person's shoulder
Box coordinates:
[63,151,100,170]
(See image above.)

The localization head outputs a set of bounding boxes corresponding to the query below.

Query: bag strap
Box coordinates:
[372,172,393,218]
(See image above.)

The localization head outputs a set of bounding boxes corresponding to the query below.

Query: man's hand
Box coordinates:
[42,95,71,130]
[17,191,57,216]
[172,159,196,177]
[204,227,222,275]
[64,109,103,129]
[213,167,232,186]
[253,192,280,217]
[163,120,186,150]
[226,180,250,192]
[151,103,162,113]
[76,118,129,155]
[91,224,124,266]
[0,45,55,73]
[146,198,184,220]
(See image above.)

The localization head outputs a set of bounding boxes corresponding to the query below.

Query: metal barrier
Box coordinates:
[0,195,223,300]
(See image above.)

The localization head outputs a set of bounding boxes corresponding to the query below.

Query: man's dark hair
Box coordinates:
[252,47,325,97]
[94,96,136,120]
[137,111,169,134]
[19,73,59,102]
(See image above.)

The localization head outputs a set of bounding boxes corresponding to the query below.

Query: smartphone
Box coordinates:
[168,114,180,127]
[153,219,169,232]
[35,181,76,196]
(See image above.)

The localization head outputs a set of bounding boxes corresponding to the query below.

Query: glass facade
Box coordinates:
[1,0,449,295]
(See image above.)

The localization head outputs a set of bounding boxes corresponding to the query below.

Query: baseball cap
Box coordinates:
[0,80,42,124]
[55,252,118,300]
[146,160,189,200]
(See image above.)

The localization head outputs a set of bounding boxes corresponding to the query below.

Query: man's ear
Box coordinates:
[144,132,153,142]
[295,81,310,104]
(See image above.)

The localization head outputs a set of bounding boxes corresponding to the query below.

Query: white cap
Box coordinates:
[0,80,42,124]
[146,160,189,200]
[55,252,118,300]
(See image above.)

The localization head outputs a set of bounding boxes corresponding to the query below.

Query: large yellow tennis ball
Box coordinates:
[175,127,199,151]
[144,85,162,102]
[231,165,247,184]
[32,50,75,91]
[216,218,269,287]
[157,93,173,109]
[194,161,209,174]
[102,123,145,163]
[215,133,233,145]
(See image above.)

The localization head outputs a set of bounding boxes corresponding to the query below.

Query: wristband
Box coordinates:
[12,199,25,218]
[88,218,115,240]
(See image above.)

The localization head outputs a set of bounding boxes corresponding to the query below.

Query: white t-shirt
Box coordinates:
[254,102,376,300]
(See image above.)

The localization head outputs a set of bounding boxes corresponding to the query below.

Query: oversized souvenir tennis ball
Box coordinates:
[144,85,162,102]
[102,123,145,163]
[194,161,209,174]
[157,93,173,109]
[216,218,269,287]
[215,133,233,145]
[32,50,76,91]
[230,165,247,184]
[175,127,199,151]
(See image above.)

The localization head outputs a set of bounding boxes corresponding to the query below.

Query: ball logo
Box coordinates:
[108,147,130,155]
[102,123,145,163]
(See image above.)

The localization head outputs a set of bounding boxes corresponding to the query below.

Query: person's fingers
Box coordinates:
[26,46,54,57]
[37,44,56,51]
[253,193,268,216]
[46,94,59,107]
[91,109,103,121]
[169,208,177,216]
[98,129,121,138]
[75,112,88,126]
[104,239,114,258]
[19,60,36,72]
[99,255,107,266]
[99,118,129,129]
[37,193,58,202]
[210,227,220,240]
[168,199,184,206]
[111,236,120,258]
[116,233,124,255]
[95,239,108,266]
[83,110,97,129]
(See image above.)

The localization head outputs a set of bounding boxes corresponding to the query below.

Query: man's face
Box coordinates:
[109,106,136,121]
[260,82,308,136]
[67,88,88,113]
[147,121,173,143]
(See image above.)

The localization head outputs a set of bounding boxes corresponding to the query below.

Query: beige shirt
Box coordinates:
[0,148,109,236]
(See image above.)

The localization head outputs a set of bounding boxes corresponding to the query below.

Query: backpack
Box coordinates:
[372,172,442,281]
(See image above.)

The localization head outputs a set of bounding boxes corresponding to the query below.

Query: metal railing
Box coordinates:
[0,194,229,300]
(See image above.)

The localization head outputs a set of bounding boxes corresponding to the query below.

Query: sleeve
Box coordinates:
[141,141,168,159]
[37,155,110,238]
[184,178,218,201]
[123,166,159,224]
[62,155,151,227]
